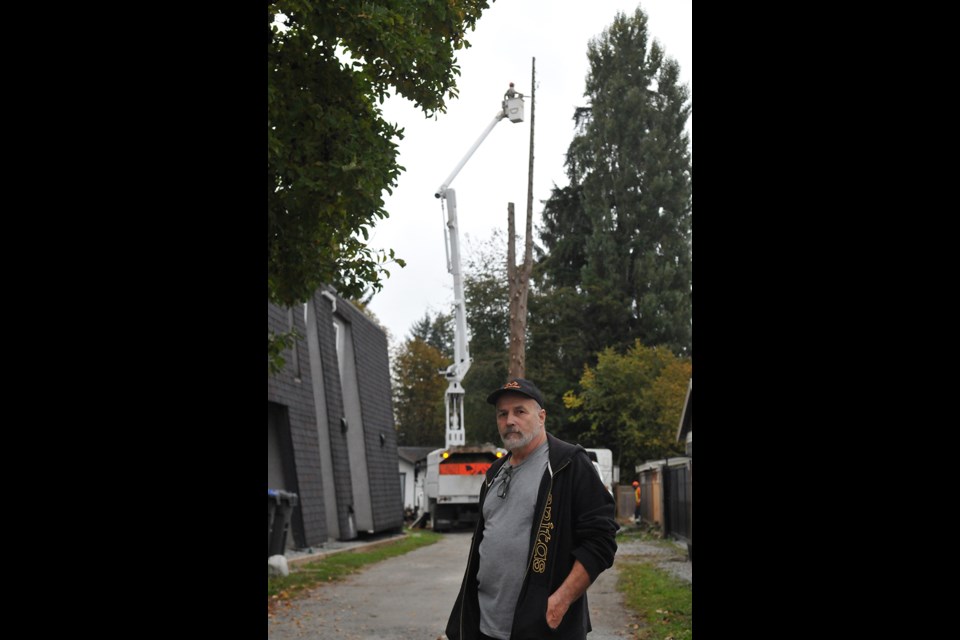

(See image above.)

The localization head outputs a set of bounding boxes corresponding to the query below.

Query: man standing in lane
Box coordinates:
[445,378,619,640]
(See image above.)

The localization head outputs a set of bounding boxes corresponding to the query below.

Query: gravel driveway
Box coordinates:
[615,534,692,585]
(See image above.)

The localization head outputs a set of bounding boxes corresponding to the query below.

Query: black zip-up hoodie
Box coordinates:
[445,433,619,640]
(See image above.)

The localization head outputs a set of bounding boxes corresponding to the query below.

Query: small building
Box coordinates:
[397,446,436,516]
[635,455,691,545]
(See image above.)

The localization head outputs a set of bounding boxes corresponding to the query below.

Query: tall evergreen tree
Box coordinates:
[579,7,692,355]
[408,311,454,360]
[538,7,692,357]
[537,184,591,290]
[529,7,691,442]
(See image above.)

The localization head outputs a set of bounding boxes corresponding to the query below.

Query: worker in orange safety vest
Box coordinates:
[632,480,642,523]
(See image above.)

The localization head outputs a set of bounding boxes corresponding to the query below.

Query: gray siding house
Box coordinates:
[397,446,436,515]
[268,286,403,549]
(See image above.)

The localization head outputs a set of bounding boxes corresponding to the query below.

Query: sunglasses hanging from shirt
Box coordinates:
[498,466,513,499]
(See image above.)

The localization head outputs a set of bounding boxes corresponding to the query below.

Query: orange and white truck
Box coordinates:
[424,444,506,531]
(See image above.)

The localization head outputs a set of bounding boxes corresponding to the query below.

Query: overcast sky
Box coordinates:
[364,0,692,349]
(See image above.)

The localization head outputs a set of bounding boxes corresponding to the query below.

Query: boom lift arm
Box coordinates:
[434,88,524,449]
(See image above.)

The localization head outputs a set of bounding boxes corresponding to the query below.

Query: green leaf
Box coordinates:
[268,0,494,308]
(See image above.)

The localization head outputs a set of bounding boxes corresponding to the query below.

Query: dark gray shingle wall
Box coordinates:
[268,288,402,542]
[267,302,328,546]
[338,300,403,532]
[312,292,358,538]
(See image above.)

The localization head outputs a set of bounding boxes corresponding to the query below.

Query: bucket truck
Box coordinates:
[423,86,525,531]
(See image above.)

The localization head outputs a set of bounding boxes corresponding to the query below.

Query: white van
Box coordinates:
[585,448,614,495]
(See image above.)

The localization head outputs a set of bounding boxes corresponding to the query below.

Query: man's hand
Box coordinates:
[546,592,571,630]
[545,560,591,630]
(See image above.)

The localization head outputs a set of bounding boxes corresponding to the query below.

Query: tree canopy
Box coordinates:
[268,0,494,307]
[563,339,690,474]
[536,6,692,357]
[408,311,454,360]
[391,312,452,447]
[527,7,692,442]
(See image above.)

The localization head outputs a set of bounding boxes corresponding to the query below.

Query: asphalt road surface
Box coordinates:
[268,530,644,639]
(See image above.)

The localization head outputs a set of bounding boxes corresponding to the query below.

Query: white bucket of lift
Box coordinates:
[504,97,524,123]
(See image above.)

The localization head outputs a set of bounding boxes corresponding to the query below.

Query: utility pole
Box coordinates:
[508,57,536,379]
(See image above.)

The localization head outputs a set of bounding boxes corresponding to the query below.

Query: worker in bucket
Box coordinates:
[445,378,618,640]
[502,82,523,113]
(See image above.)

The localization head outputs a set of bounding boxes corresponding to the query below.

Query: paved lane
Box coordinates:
[268,530,639,639]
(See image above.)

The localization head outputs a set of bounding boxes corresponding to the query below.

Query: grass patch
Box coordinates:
[618,560,691,640]
[268,529,442,608]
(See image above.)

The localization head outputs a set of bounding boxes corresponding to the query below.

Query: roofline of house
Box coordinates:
[635,456,691,473]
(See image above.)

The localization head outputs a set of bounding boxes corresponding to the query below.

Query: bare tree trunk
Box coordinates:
[508,57,535,380]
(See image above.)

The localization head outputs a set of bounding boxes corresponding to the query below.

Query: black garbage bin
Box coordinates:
[268,490,281,558]
[268,489,299,557]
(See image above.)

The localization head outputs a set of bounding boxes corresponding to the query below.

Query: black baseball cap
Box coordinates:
[486,378,545,408]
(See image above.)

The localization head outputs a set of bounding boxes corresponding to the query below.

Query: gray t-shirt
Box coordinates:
[477,440,550,639]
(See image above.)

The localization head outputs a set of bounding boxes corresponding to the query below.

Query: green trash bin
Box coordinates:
[268,490,299,557]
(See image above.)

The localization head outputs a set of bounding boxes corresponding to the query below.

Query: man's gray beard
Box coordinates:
[501,430,533,451]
